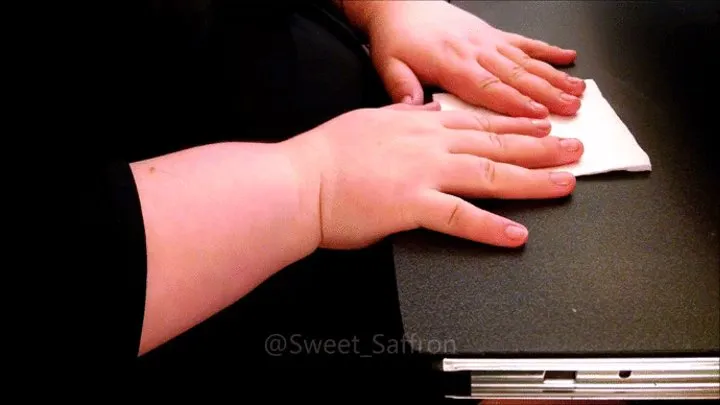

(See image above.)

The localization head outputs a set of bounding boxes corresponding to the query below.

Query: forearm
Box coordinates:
[130,141,320,355]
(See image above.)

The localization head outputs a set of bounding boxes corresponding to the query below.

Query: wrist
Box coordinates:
[276,136,325,254]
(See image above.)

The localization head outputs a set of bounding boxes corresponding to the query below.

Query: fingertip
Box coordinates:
[530,118,552,136]
[564,74,586,96]
[504,223,529,246]
[424,101,442,111]
[576,77,586,92]
[574,138,585,156]
[526,100,550,118]
[401,92,425,105]
[555,93,581,116]
[549,171,577,194]
[560,48,577,59]
[548,49,577,66]
[559,137,584,155]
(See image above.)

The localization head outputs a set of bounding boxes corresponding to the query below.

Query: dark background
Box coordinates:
[396,0,720,356]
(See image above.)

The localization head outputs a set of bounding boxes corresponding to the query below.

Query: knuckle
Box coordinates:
[440,35,470,61]
[486,133,505,151]
[445,200,463,228]
[517,53,533,69]
[478,76,502,91]
[480,158,498,187]
[473,113,493,131]
[508,64,526,83]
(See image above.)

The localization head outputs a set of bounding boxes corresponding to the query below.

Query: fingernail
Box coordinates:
[560,92,578,102]
[549,171,574,186]
[567,76,583,85]
[528,100,546,112]
[531,119,550,129]
[505,224,528,240]
[424,101,441,110]
[560,138,581,152]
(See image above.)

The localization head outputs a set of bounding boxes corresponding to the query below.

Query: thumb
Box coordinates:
[376,57,424,105]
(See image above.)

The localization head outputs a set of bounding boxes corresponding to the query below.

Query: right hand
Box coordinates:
[283,103,583,250]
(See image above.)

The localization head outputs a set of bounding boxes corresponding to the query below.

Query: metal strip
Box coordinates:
[443,357,720,400]
[443,357,720,372]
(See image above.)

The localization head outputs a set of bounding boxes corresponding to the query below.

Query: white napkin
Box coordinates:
[432,79,651,176]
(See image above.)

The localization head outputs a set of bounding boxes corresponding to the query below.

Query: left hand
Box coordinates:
[364,1,586,118]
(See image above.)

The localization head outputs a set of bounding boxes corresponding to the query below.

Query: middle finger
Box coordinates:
[447,130,583,169]
[439,110,551,137]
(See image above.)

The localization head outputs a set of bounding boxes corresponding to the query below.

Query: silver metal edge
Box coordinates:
[442,357,720,400]
[442,357,720,372]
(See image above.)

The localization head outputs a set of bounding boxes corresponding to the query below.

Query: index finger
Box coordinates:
[440,61,549,119]
[439,110,551,137]
[504,33,578,66]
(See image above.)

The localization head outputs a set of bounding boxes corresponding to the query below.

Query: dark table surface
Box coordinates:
[394,0,719,357]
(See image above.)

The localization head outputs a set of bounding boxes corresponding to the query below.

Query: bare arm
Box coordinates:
[88,103,576,359]
[131,141,320,355]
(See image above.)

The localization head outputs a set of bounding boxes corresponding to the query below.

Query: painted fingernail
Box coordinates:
[560,92,579,102]
[505,224,528,240]
[550,171,574,186]
[560,138,581,152]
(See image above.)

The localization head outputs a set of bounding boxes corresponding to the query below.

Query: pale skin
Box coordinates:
[134,1,589,355]
[134,103,583,355]
[338,0,586,116]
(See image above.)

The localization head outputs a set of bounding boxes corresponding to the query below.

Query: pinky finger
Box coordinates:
[414,191,529,247]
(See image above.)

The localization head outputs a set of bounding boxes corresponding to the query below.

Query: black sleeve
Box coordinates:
[10,2,150,374]
[25,156,148,371]
[79,160,148,365]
